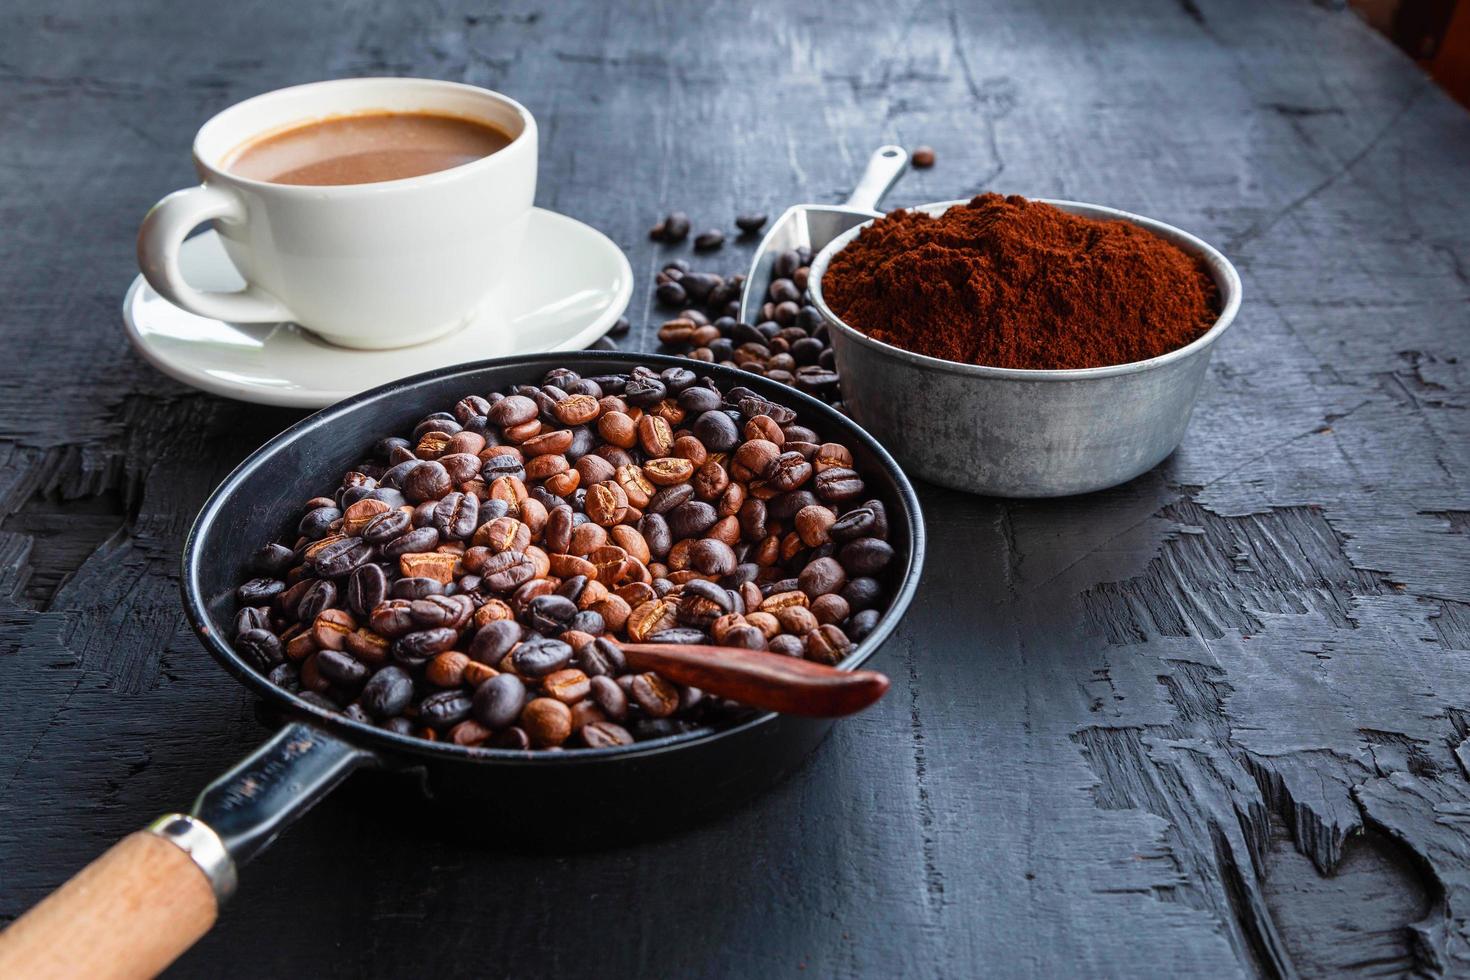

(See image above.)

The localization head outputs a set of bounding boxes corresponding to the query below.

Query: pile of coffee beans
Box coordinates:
[232,365,897,751]
[653,247,842,403]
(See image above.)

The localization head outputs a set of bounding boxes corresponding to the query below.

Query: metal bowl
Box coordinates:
[807,199,1242,497]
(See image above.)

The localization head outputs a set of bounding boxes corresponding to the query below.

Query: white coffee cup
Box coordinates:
[137,77,537,350]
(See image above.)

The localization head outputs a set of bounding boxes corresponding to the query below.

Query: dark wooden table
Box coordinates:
[3,0,1468,975]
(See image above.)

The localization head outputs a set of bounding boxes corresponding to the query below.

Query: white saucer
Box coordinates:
[123,208,633,408]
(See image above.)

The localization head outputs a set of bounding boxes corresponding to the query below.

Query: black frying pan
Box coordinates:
[0,352,925,977]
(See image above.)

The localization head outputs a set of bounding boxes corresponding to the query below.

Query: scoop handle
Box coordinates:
[0,829,218,979]
[619,642,889,717]
[844,145,908,212]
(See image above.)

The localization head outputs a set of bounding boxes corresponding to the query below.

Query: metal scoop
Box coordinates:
[738,144,908,324]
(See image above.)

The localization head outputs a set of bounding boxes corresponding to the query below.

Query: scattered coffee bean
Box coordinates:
[693,229,725,251]
[735,212,768,234]
[911,145,936,168]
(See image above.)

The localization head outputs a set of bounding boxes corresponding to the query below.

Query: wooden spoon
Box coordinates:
[618,641,889,717]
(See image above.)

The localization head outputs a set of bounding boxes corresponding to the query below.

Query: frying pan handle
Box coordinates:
[0,721,372,978]
[843,144,908,212]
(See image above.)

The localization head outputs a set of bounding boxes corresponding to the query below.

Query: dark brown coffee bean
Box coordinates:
[238,577,286,605]
[487,394,539,427]
[839,537,895,576]
[235,628,284,671]
[735,212,768,234]
[512,637,574,677]
[392,627,457,667]
[473,673,527,729]
[361,508,412,544]
[841,576,883,611]
[580,720,634,748]
[589,674,628,720]
[798,556,847,597]
[432,492,479,540]
[381,526,439,559]
[694,229,724,250]
[814,467,865,502]
[479,549,537,592]
[574,637,626,677]
[347,564,388,617]
[361,665,414,719]
[419,690,473,729]
[402,461,452,502]
[688,538,737,576]
[769,634,804,657]
[294,579,336,623]
[911,145,936,167]
[469,619,522,664]
[316,649,369,688]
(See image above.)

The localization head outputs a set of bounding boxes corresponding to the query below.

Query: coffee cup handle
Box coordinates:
[137,184,295,323]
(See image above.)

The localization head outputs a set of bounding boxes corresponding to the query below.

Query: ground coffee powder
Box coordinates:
[821,193,1220,370]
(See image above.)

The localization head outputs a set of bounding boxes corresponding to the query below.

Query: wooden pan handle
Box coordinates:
[619,642,889,717]
[0,826,221,979]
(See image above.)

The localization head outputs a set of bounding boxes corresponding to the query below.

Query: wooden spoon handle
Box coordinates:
[619,642,889,717]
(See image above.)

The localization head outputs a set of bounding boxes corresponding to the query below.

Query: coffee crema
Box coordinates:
[227,111,514,186]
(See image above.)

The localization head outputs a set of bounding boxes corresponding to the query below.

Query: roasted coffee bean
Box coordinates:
[841,576,883,611]
[419,690,474,729]
[298,505,342,540]
[849,608,881,641]
[769,633,805,657]
[479,549,538,592]
[391,576,444,600]
[814,467,865,502]
[234,605,271,638]
[911,145,936,167]
[469,619,522,664]
[522,697,573,747]
[312,609,356,650]
[804,624,853,665]
[236,628,284,671]
[402,461,452,502]
[472,673,527,730]
[647,627,707,645]
[361,665,414,719]
[238,577,286,605]
[433,492,479,540]
[588,674,628,720]
[252,543,296,576]
[581,720,634,748]
[524,594,578,634]
[630,672,680,717]
[361,508,412,544]
[798,556,847,597]
[393,627,457,667]
[688,538,737,576]
[839,536,895,576]
[347,564,389,617]
[267,661,300,692]
[309,537,373,578]
[667,500,718,539]
[512,637,574,677]
[316,649,369,688]
[693,228,724,251]
[574,637,626,677]
[735,212,768,234]
[297,580,338,623]
[650,211,691,243]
